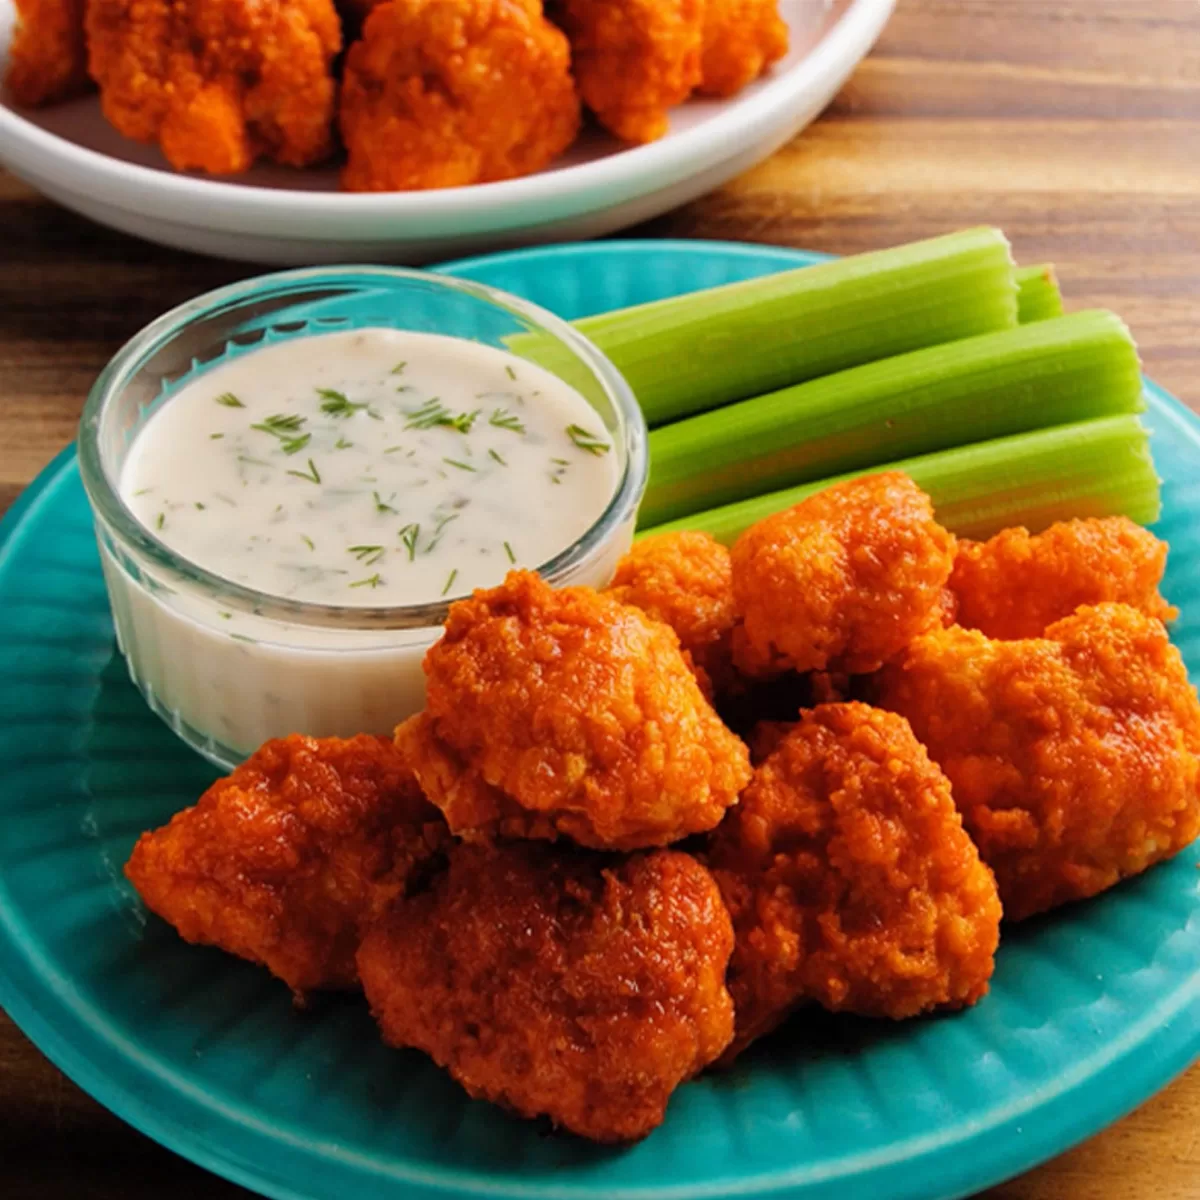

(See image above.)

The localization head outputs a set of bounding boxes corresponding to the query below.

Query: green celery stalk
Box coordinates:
[640,310,1143,527]
[510,228,1019,426]
[1017,264,1065,323]
[643,415,1160,545]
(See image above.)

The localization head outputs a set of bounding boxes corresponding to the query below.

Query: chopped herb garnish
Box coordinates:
[286,458,321,485]
[505,364,517,381]
[300,534,315,551]
[390,361,407,375]
[253,412,306,434]
[566,424,611,456]
[384,445,405,454]
[194,502,206,510]
[489,408,525,435]
[215,392,244,408]
[335,436,353,450]
[488,448,507,466]
[280,433,311,455]
[373,491,398,514]
[504,541,516,564]
[551,457,570,466]
[349,573,384,590]
[396,384,415,393]
[349,544,385,565]
[398,524,420,561]
[133,488,153,497]
[230,632,257,644]
[318,388,373,419]
[405,398,479,433]
[219,611,232,620]
[210,433,224,440]
[155,513,165,530]
[443,458,476,472]
[442,569,459,596]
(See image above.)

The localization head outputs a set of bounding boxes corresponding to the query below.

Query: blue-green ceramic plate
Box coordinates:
[1,242,1198,1200]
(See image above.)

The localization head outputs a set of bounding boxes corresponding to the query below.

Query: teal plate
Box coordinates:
[2,241,1199,1200]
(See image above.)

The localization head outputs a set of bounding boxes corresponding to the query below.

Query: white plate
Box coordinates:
[0,0,893,264]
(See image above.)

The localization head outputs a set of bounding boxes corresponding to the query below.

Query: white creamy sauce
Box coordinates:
[122,330,619,607]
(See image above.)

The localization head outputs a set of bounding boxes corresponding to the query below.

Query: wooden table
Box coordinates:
[3,0,1199,1196]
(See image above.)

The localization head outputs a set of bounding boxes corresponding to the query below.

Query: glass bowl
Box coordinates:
[78,267,647,771]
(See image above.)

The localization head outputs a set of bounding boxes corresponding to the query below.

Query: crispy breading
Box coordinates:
[339,0,579,191]
[358,842,734,1142]
[708,703,1001,1058]
[5,0,88,106]
[85,0,340,174]
[731,472,957,678]
[697,0,788,97]
[875,603,1200,920]
[399,570,750,850]
[549,0,703,143]
[951,516,1176,640]
[126,735,448,996]
[609,531,736,690]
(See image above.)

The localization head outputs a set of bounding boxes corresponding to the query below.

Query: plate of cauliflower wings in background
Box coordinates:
[0,0,897,261]
[122,471,1200,1145]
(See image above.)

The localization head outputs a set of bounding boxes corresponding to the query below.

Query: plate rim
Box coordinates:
[1,240,1199,1200]
[0,0,895,230]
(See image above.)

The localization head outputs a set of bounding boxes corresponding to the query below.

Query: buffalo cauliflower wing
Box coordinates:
[708,702,1001,1059]
[339,0,579,191]
[875,603,1200,921]
[549,0,703,143]
[126,734,448,997]
[5,0,88,106]
[397,570,750,850]
[358,841,735,1142]
[731,472,956,679]
[86,0,340,174]
[951,516,1175,640]
[608,531,736,691]
[698,0,788,98]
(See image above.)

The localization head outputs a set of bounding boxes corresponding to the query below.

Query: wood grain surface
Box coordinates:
[3,0,1200,1196]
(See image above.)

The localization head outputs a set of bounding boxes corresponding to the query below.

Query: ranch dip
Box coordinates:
[122,329,619,606]
[100,328,631,765]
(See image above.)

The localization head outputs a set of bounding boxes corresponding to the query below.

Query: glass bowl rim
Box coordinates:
[77,265,648,632]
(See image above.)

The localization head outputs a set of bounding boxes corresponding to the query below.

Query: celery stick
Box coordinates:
[641,310,1143,527]
[510,229,1018,427]
[644,416,1159,545]
[1017,264,1065,323]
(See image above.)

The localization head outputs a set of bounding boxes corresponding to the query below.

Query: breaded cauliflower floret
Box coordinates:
[358,842,735,1142]
[698,0,788,98]
[608,531,736,691]
[708,703,1001,1059]
[951,516,1176,640]
[5,0,88,106]
[126,735,448,997]
[731,472,957,679]
[339,0,580,191]
[398,570,751,850]
[86,0,341,174]
[549,0,703,143]
[875,603,1200,921]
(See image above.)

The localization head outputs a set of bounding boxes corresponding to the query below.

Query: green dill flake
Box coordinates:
[210,433,224,440]
[566,424,611,456]
[504,541,516,564]
[374,491,398,514]
[489,408,525,435]
[384,445,405,454]
[390,361,407,375]
[286,458,321,485]
[300,534,315,551]
[398,523,420,561]
[335,436,353,450]
[219,611,232,620]
[442,568,459,597]
[443,458,476,472]
[318,388,373,419]
[133,488,153,496]
[215,392,244,408]
[194,502,206,510]
[349,544,385,565]
[237,454,272,468]
[488,448,507,466]
[253,413,306,434]
[230,632,257,644]
[349,572,384,590]
[155,512,165,530]
[505,364,517,381]
[405,398,479,433]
